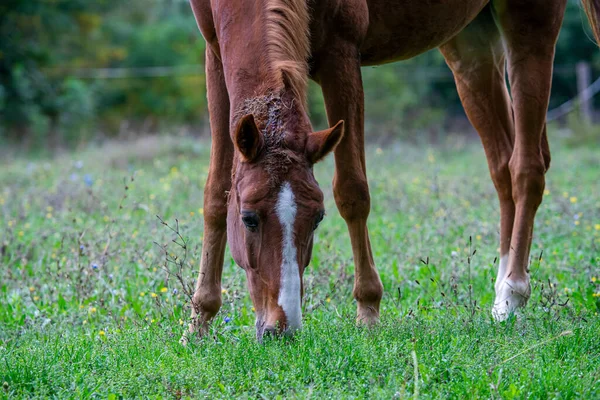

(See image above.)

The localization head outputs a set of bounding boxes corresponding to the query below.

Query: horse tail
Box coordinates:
[582,0,600,45]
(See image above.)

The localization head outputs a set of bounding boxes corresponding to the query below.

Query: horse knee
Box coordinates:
[333,176,371,222]
[489,158,513,202]
[203,184,229,228]
[509,156,546,208]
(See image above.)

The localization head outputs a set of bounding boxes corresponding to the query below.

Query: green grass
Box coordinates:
[1,135,599,398]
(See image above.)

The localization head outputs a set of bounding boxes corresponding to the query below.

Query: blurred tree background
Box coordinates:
[0,0,598,149]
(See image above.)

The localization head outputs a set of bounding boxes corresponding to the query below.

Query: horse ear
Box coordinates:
[306,120,344,164]
[234,114,263,162]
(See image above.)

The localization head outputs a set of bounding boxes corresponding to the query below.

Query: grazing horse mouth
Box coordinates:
[255,319,292,342]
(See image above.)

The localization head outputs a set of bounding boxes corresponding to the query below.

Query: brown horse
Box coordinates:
[184,0,600,341]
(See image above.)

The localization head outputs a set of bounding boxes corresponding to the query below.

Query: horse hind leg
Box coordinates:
[491,0,567,320]
[440,5,518,319]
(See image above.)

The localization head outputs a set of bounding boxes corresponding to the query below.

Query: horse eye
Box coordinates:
[313,210,325,230]
[241,211,259,232]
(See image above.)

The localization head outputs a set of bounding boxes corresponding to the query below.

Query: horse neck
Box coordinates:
[211,2,308,128]
[223,57,309,133]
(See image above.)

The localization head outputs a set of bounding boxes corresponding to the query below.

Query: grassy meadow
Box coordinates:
[1,135,599,398]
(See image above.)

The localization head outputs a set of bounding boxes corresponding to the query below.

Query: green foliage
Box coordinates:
[1,137,599,397]
[97,4,207,129]
[0,0,206,146]
[0,0,599,146]
[0,0,106,143]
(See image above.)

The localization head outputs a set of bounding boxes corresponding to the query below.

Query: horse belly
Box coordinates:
[360,0,488,64]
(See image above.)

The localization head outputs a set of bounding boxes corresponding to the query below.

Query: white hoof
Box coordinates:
[492,279,530,321]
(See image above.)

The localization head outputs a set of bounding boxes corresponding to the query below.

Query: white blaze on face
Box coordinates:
[275,181,302,332]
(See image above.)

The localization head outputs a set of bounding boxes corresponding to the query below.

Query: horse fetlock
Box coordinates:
[354,276,383,325]
[191,289,222,321]
[492,277,531,321]
[353,277,383,304]
[356,301,381,326]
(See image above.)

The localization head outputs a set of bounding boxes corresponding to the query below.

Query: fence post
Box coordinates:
[576,61,592,123]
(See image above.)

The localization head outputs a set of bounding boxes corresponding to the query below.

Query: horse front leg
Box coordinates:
[184,47,234,341]
[315,42,383,325]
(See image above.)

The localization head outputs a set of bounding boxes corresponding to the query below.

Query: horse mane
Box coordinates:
[264,0,310,103]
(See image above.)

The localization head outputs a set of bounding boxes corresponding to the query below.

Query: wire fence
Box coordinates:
[547,77,600,121]
[48,64,584,80]
[47,63,599,121]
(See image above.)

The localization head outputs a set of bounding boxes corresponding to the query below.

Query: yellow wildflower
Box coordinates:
[140,292,145,297]
[160,287,168,293]
[151,292,157,298]
[98,331,105,337]
[570,196,578,204]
